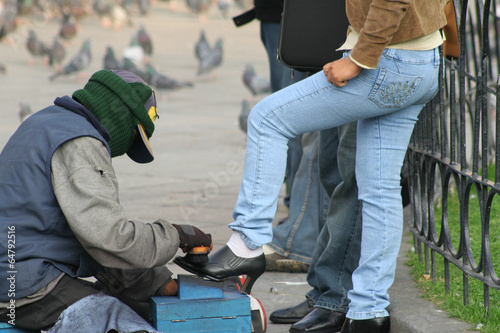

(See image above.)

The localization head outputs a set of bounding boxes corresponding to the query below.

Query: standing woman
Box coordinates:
[176,1,447,331]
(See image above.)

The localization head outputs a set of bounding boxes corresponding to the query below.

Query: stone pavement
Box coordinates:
[0,1,475,332]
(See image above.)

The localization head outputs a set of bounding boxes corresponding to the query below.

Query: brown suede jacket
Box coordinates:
[347,0,448,68]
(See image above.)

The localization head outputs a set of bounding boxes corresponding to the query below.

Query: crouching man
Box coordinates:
[0,70,212,332]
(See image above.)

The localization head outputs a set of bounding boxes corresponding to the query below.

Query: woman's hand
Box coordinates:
[323,57,362,87]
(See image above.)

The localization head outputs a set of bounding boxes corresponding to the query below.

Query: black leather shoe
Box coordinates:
[269,298,315,324]
[339,317,390,333]
[174,245,266,294]
[289,308,346,333]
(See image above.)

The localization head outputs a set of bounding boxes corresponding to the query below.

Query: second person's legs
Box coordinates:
[267,130,330,266]
[305,122,360,313]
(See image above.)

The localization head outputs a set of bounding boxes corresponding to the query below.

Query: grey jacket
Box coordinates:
[51,136,180,300]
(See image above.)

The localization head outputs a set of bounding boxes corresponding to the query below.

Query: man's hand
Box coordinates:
[323,57,362,87]
[160,278,178,296]
[172,224,213,253]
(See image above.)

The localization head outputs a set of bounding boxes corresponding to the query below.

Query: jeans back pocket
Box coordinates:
[368,67,422,108]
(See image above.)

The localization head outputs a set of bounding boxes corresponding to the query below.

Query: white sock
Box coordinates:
[227,231,263,258]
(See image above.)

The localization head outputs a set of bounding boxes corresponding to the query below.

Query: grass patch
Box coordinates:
[406,166,500,332]
[406,253,500,332]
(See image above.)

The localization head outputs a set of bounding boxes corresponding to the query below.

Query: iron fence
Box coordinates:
[407,0,500,312]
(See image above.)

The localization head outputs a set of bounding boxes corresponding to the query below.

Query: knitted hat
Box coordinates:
[72,69,157,163]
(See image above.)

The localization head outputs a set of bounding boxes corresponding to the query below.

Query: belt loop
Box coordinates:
[385,48,395,58]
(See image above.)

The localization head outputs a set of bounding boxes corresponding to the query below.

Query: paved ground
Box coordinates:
[0,1,476,332]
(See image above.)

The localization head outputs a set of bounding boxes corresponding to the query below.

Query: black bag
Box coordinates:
[278,0,350,73]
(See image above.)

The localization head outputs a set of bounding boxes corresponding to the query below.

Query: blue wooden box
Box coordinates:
[0,322,39,333]
[150,275,251,332]
[177,274,224,300]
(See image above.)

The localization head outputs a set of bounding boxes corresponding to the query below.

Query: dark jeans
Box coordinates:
[305,123,362,312]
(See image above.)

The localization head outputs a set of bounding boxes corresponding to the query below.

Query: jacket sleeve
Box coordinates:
[349,0,411,69]
[51,136,180,270]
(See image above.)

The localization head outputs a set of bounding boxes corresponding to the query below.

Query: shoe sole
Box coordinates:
[173,257,225,282]
[289,328,342,333]
[269,317,302,324]
[276,259,309,273]
[265,253,286,271]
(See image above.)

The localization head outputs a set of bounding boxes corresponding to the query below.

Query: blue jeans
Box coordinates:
[229,47,440,318]
[48,293,157,332]
[267,131,330,264]
[260,22,328,262]
[260,22,308,206]
[306,123,361,314]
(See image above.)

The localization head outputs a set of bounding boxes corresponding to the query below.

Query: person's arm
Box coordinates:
[51,136,180,270]
[323,58,362,87]
[323,0,410,87]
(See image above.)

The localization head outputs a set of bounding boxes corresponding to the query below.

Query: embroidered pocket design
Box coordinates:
[369,68,422,108]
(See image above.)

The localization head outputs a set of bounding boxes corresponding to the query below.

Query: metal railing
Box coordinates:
[407,0,500,312]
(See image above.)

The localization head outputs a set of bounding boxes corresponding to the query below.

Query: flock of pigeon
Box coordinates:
[0,0,230,79]
[1,0,270,130]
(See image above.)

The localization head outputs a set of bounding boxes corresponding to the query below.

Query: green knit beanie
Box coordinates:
[72,70,155,158]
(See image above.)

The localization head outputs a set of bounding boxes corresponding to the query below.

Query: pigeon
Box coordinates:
[18,0,37,16]
[48,37,66,68]
[197,38,223,76]
[123,33,145,65]
[109,3,132,30]
[145,63,194,90]
[95,0,131,29]
[93,0,113,17]
[122,57,151,83]
[26,29,50,62]
[194,29,210,61]
[185,0,198,12]
[242,63,271,96]
[186,0,210,14]
[138,0,150,15]
[66,0,91,23]
[186,0,211,21]
[238,99,251,133]
[19,102,34,122]
[49,39,91,81]
[137,24,152,56]
[233,0,251,9]
[0,0,19,42]
[59,11,77,41]
[217,0,230,17]
[121,0,136,14]
[103,45,123,70]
